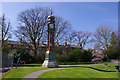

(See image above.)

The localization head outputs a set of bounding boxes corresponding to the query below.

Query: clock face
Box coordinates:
[49,24,54,28]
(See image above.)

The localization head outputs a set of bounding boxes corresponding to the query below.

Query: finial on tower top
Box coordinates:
[48,8,55,19]
[50,8,52,15]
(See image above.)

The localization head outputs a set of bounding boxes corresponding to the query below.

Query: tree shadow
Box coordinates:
[13,64,41,67]
[70,66,116,72]
[2,68,11,73]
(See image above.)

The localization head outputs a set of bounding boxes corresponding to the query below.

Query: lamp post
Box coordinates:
[42,8,58,68]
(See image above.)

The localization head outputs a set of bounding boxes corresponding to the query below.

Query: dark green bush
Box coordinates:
[59,53,69,62]
[83,49,92,62]
[35,53,45,63]
[107,46,119,59]
[69,49,92,62]
[55,53,60,62]
[10,47,33,64]
[69,49,83,62]
[102,55,108,61]
[54,47,63,55]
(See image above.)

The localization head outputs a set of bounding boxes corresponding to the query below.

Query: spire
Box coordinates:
[50,8,52,15]
[48,8,55,19]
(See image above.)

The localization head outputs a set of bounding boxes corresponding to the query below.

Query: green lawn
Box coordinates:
[1,63,119,80]
[38,63,119,79]
[2,66,48,80]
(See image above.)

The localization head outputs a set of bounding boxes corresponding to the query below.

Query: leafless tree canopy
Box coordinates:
[15,7,51,55]
[73,31,91,49]
[64,31,76,45]
[0,17,1,40]
[93,25,113,49]
[15,7,71,55]
[2,14,12,42]
[54,16,71,43]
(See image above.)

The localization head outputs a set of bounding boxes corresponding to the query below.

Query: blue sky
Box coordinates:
[2,2,118,48]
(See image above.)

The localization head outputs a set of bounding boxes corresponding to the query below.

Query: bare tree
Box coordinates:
[15,7,71,55]
[1,14,12,54]
[74,31,91,49]
[2,14,12,42]
[54,16,71,44]
[64,31,76,45]
[0,17,2,39]
[93,25,113,49]
[15,7,50,55]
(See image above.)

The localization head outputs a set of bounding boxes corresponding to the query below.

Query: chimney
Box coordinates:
[77,42,81,47]
[63,42,67,46]
[78,42,82,49]
[41,41,44,45]
[56,41,59,46]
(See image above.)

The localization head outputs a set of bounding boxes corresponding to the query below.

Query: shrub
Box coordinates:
[55,53,60,62]
[69,49,92,62]
[69,49,83,62]
[9,47,33,64]
[92,49,108,63]
[107,46,119,59]
[54,47,63,55]
[102,55,108,61]
[35,50,46,63]
[59,53,69,62]
[35,54,44,63]
[84,49,92,62]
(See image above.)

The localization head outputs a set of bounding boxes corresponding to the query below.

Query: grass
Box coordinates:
[57,62,94,65]
[57,61,112,65]
[2,66,49,80]
[1,63,119,80]
[38,63,119,79]
[113,59,120,61]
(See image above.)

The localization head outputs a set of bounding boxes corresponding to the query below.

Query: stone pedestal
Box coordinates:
[42,60,58,68]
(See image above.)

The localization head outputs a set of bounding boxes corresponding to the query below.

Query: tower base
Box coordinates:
[42,60,58,68]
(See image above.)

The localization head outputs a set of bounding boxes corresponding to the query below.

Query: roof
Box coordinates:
[4,40,82,49]
[7,40,23,45]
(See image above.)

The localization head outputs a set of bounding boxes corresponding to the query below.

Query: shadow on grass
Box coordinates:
[2,69,11,73]
[70,66,116,72]
[1,78,119,80]
[13,64,41,67]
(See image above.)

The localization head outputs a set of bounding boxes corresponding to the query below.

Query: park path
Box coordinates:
[110,60,120,63]
[0,73,2,78]
[21,66,68,80]
[0,67,11,78]
[0,68,2,78]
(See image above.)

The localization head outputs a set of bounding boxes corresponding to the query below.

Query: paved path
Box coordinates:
[21,68,66,80]
[0,73,2,78]
[111,60,120,63]
[0,68,2,77]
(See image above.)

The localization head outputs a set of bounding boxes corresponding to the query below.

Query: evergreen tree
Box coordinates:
[107,32,119,59]
[110,32,118,47]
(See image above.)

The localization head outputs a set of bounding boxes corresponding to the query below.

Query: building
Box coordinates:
[6,40,81,54]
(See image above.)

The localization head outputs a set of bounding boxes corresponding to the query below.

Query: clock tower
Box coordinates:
[42,8,58,68]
